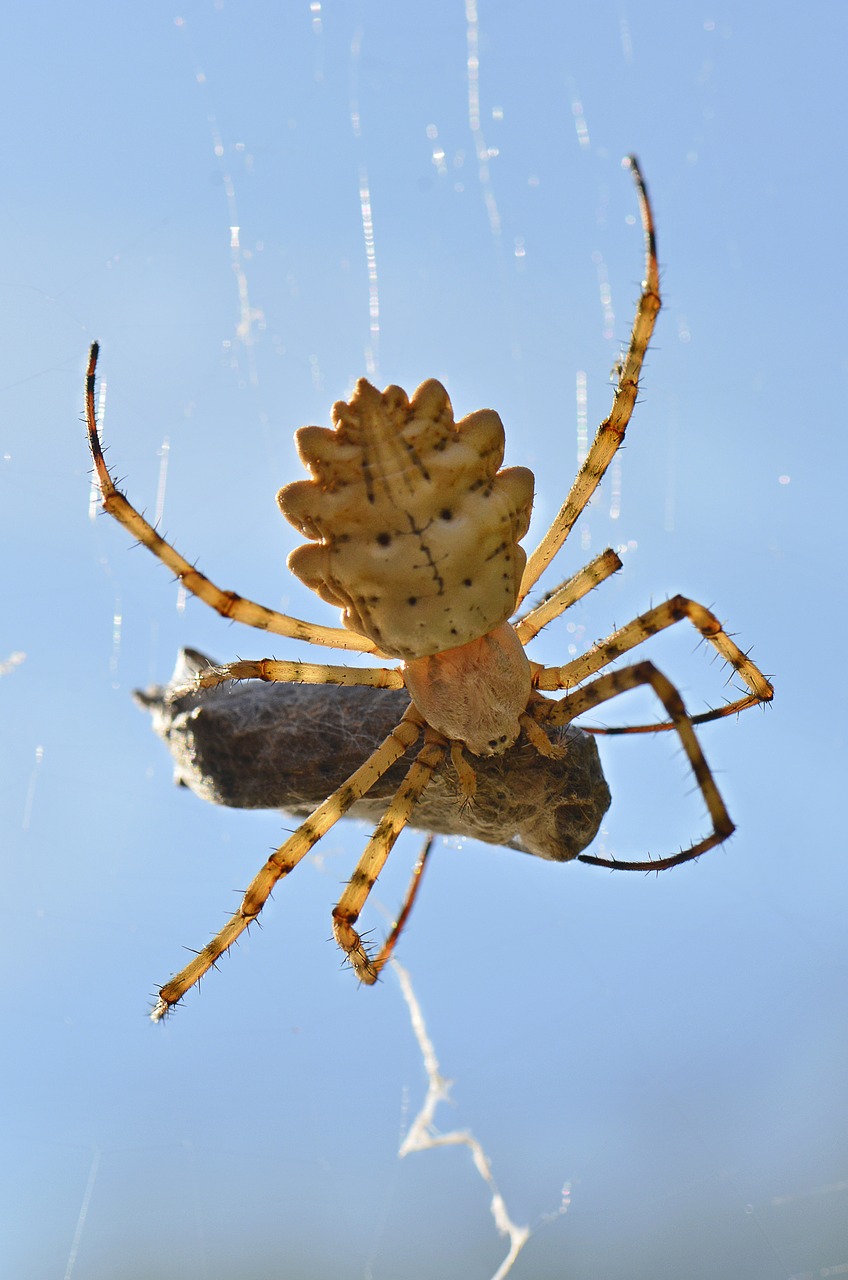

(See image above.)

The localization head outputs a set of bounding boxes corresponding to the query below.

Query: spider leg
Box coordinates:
[535,595,774,728]
[519,704,566,758]
[175,656,404,694]
[85,344,375,653]
[448,741,478,804]
[517,157,660,603]
[584,699,771,734]
[367,834,437,976]
[514,548,622,645]
[332,731,447,982]
[150,705,425,1020]
[537,661,733,870]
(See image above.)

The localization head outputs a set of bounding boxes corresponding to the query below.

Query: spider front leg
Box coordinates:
[372,834,437,974]
[151,705,425,1020]
[536,660,733,870]
[332,731,447,982]
[84,343,374,653]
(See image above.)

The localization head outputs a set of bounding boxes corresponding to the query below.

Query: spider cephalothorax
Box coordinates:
[83,158,773,1020]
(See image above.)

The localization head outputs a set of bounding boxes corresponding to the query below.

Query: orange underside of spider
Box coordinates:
[83,157,773,1022]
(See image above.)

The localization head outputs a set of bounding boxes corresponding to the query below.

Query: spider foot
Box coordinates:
[150,996,172,1023]
[333,917,380,984]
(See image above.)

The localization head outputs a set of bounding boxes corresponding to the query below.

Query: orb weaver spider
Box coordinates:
[84,157,773,1020]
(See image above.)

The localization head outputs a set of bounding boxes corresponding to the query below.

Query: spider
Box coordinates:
[84,157,773,1021]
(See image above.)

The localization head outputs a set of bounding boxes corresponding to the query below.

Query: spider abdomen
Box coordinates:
[278,378,534,659]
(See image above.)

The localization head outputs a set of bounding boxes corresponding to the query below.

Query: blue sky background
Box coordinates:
[3,3,847,1277]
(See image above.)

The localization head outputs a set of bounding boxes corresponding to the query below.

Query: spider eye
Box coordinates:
[376,532,392,547]
[440,508,453,521]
